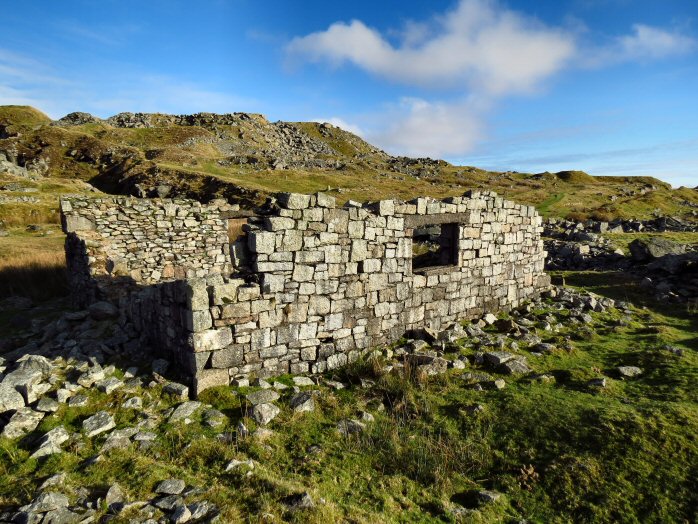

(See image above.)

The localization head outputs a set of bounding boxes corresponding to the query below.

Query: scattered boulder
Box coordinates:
[19,491,69,513]
[483,351,516,367]
[225,458,255,472]
[588,377,607,388]
[169,401,202,423]
[337,419,366,435]
[283,492,314,510]
[478,490,503,504]
[96,377,124,394]
[31,426,70,458]
[245,389,280,405]
[250,403,280,425]
[499,359,532,375]
[87,301,119,320]
[0,383,25,413]
[629,238,686,262]
[617,366,643,378]
[82,411,115,437]
[1,407,44,439]
[202,408,226,428]
[155,479,186,496]
[162,382,189,399]
[289,392,315,413]
[482,313,498,325]
[292,376,315,387]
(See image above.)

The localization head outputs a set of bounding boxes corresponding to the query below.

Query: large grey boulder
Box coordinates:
[82,411,115,437]
[169,401,202,423]
[483,351,517,367]
[2,407,44,439]
[88,301,119,320]
[0,383,25,413]
[337,419,366,435]
[617,366,643,378]
[250,403,280,425]
[245,389,280,405]
[155,478,186,495]
[499,359,532,375]
[31,426,70,458]
[2,367,45,404]
[289,392,315,413]
[19,491,69,513]
[629,238,686,262]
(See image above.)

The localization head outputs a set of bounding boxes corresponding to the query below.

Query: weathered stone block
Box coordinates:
[278,193,311,209]
[211,345,244,368]
[63,214,95,232]
[186,310,213,332]
[186,279,210,311]
[211,281,243,305]
[292,264,314,282]
[194,369,230,395]
[190,328,233,352]
[264,216,295,231]
[316,192,336,208]
[350,240,368,261]
[262,273,286,293]
[248,232,276,254]
[221,301,251,318]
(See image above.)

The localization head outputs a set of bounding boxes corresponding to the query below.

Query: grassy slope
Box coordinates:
[1,105,697,224]
[0,272,695,522]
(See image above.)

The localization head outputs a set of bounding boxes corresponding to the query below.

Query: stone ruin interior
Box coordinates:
[60,190,550,396]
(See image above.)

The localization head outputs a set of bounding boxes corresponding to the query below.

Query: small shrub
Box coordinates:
[590,209,616,222]
[566,211,590,222]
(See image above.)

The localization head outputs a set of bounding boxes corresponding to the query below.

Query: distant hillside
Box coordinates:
[1,105,697,222]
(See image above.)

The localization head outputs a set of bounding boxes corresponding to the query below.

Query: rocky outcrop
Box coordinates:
[629,237,686,261]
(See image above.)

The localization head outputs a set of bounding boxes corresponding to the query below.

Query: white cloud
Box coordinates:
[582,24,696,67]
[287,1,697,160]
[311,117,364,136]
[367,97,488,158]
[287,0,575,156]
[619,24,695,59]
[287,0,576,96]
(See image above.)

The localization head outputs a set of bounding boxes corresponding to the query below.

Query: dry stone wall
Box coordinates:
[60,196,233,304]
[61,191,550,395]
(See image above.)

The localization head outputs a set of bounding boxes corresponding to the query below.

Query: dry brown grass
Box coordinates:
[0,251,67,301]
[0,205,60,227]
[227,218,248,243]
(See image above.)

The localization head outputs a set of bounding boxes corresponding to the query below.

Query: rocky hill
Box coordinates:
[1,105,697,222]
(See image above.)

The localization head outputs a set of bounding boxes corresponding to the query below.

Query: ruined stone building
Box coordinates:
[60,191,549,394]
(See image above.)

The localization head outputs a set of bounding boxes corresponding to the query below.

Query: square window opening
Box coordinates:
[412,222,459,271]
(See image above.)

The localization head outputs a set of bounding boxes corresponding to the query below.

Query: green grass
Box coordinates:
[537,193,566,217]
[0,271,696,522]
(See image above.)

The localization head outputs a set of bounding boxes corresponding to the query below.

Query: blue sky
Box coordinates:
[1,0,696,187]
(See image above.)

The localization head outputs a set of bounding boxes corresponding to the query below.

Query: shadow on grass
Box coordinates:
[0,255,68,302]
[552,271,698,342]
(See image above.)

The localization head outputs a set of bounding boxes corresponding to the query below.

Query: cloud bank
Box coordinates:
[287,0,696,158]
[288,0,575,96]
